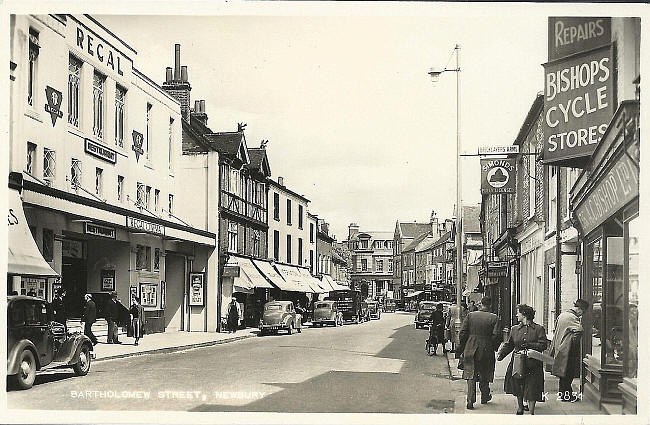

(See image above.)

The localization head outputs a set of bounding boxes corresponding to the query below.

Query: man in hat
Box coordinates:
[106,291,122,344]
[81,294,98,345]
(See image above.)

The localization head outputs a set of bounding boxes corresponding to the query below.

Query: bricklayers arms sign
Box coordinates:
[542,17,614,165]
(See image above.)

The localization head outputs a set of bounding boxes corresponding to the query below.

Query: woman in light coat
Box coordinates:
[129,296,145,346]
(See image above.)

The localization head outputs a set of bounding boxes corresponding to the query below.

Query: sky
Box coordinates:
[99,8,549,241]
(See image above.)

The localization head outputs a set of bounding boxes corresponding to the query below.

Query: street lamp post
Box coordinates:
[429,44,463,343]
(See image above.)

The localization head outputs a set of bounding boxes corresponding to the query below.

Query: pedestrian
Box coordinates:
[498,304,548,415]
[295,301,305,325]
[428,303,446,355]
[549,299,590,402]
[446,301,468,354]
[128,295,145,346]
[81,294,98,345]
[106,291,122,344]
[51,289,67,333]
[227,297,239,333]
[468,300,478,312]
[458,296,500,410]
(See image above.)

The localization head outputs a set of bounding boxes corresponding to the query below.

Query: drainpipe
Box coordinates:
[555,167,562,326]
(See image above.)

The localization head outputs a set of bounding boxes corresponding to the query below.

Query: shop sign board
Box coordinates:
[223,266,240,277]
[85,222,116,239]
[574,154,639,236]
[126,216,165,236]
[189,272,205,306]
[486,261,508,278]
[543,45,613,165]
[480,158,516,194]
[85,139,117,164]
[479,145,519,155]
[548,17,611,62]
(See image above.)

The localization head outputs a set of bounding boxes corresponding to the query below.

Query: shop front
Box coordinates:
[571,101,639,413]
[222,255,274,328]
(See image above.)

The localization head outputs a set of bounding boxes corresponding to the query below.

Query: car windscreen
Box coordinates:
[315,303,332,309]
[420,304,436,310]
[265,305,284,311]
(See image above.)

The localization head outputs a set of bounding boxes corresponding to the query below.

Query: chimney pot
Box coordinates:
[165,67,172,83]
[200,100,205,113]
[194,100,200,112]
[174,44,181,81]
[181,66,188,82]
[278,176,284,186]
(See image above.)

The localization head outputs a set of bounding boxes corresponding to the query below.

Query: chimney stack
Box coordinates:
[191,99,208,125]
[174,44,181,81]
[200,100,205,113]
[194,100,200,112]
[278,176,284,186]
[348,223,360,240]
[162,43,192,121]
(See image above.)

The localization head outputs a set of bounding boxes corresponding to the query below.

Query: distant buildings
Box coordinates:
[346,224,393,299]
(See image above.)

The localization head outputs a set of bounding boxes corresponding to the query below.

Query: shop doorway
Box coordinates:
[165,253,185,331]
[62,256,87,318]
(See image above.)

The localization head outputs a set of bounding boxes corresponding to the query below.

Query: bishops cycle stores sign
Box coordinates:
[480,158,516,195]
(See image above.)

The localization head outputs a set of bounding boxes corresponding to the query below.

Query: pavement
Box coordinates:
[447,349,603,415]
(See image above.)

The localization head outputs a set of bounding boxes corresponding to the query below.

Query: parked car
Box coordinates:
[312,301,343,327]
[384,299,396,313]
[7,295,94,390]
[367,300,381,320]
[259,301,303,335]
[414,301,438,329]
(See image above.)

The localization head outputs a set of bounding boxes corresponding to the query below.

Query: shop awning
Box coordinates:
[253,260,303,292]
[8,189,58,277]
[297,268,327,294]
[405,291,423,298]
[230,256,274,289]
[274,263,315,293]
[319,275,337,292]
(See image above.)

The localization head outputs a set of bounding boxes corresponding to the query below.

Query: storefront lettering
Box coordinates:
[575,156,638,235]
[554,19,606,49]
[75,27,124,76]
[85,139,117,164]
[126,217,165,236]
[85,222,116,239]
[548,18,611,62]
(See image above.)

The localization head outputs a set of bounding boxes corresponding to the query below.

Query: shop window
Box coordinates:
[68,55,82,127]
[43,148,55,182]
[115,85,126,147]
[228,221,238,253]
[136,245,151,271]
[26,142,36,174]
[626,216,639,378]
[588,238,603,361]
[42,228,54,262]
[70,158,82,188]
[153,248,160,272]
[27,28,39,107]
[95,167,103,196]
[92,71,105,138]
[117,176,124,202]
[136,182,145,207]
[605,235,624,366]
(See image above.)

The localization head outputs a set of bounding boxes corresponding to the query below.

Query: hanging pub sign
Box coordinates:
[189,272,205,306]
[132,130,144,162]
[44,86,63,126]
[548,17,611,62]
[486,261,509,278]
[480,158,516,194]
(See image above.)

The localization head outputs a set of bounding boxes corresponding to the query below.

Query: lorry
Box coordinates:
[326,290,369,324]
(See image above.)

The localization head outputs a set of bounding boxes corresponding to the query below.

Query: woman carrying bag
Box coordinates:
[497,304,548,415]
[128,296,145,346]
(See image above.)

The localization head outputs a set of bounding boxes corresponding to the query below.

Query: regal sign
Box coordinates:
[132,130,144,162]
[44,86,63,126]
[126,216,165,236]
[542,46,614,164]
[85,139,117,164]
[480,158,516,194]
[548,17,611,62]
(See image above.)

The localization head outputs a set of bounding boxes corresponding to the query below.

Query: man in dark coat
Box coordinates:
[458,296,501,409]
[81,294,98,345]
[106,291,122,344]
[51,289,67,332]
[550,299,589,401]
[428,303,446,355]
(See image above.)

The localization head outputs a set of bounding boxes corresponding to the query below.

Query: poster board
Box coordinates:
[189,272,205,306]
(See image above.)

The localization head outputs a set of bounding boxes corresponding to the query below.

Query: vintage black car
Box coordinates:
[7,296,94,390]
[312,301,343,327]
[259,301,303,335]
[414,301,438,329]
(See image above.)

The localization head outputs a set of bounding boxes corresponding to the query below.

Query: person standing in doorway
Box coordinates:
[51,289,67,333]
[549,299,590,402]
[106,291,122,344]
[458,296,500,410]
[227,297,239,333]
[81,294,98,345]
[129,296,145,346]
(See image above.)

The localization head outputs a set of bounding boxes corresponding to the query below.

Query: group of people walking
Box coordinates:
[49,290,146,346]
[453,296,589,415]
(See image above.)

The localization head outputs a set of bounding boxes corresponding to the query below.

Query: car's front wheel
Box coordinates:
[73,343,92,376]
[13,349,37,390]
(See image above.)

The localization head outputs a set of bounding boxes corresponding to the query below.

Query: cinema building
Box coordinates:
[8,14,218,332]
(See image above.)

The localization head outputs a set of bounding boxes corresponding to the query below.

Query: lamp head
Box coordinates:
[428,68,443,83]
